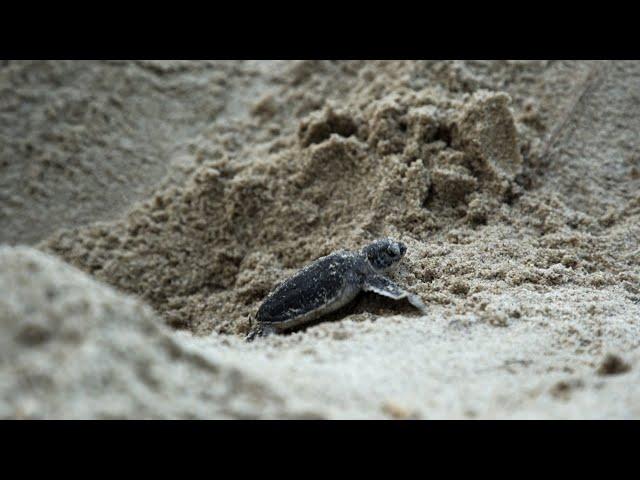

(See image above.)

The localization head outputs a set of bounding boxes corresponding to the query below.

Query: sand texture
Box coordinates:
[1,60,639,418]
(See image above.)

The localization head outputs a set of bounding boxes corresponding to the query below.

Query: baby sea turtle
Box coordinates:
[246,238,427,341]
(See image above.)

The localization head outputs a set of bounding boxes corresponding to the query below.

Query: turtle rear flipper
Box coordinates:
[245,329,259,342]
[245,323,278,342]
[363,274,427,314]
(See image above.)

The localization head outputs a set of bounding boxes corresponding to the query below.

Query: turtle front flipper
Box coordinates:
[363,274,427,314]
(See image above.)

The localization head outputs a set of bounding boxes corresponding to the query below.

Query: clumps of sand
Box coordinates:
[42,85,527,336]
[597,353,632,376]
[0,245,314,419]
[42,61,638,341]
[3,60,640,418]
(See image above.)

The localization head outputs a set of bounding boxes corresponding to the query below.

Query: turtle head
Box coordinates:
[363,238,407,272]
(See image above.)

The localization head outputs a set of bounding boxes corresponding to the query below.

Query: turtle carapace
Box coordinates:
[246,238,426,341]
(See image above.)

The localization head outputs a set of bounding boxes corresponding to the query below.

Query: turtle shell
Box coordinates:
[256,251,363,329]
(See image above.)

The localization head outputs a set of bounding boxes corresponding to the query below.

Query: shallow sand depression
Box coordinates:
[1,60,639,419]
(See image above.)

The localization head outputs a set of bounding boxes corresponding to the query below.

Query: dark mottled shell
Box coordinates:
[256,252,361,325]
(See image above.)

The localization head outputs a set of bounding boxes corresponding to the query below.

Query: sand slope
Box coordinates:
[1,60,639,418]
[0,246,318,419]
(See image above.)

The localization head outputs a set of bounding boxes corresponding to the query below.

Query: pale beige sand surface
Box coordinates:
[1,61,638,418]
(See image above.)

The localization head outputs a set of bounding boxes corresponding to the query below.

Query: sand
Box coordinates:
[1,60,639,419]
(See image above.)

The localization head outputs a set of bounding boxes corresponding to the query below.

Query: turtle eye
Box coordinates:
[388,242,402,257]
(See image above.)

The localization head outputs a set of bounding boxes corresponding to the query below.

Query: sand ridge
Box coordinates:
[1,60,638,418]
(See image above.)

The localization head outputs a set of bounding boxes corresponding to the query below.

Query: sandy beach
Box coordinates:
[1,60,639,418]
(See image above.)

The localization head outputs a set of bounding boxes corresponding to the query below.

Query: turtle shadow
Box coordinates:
[282,291,423,336]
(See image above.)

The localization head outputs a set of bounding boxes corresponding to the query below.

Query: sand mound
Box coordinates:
[0,246,313,419]
[2,60,639,418]
[41,61,609,337]
[43,88,524,333]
